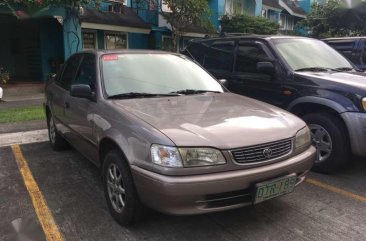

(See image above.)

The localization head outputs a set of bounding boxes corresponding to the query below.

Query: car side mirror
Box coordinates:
[70,84,95,100]
[48,73,57,82]
[256,62,275,75]
[219,79,228,86]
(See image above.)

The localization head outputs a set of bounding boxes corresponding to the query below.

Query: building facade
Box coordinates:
[0,0,323,83]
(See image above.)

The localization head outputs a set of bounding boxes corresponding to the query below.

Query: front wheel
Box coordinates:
[302,112,350,173]
[102,150,142,226]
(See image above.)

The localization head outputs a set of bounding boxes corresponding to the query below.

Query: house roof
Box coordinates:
[80,7,151,30]
[279,0,306,18]
[262,0,282,11]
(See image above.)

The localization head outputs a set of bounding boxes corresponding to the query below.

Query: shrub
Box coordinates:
[0,67,10,84]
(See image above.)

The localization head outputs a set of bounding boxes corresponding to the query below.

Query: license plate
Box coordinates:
[254,174,297,204]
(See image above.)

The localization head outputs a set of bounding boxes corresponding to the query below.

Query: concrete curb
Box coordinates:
[0,129,49,147]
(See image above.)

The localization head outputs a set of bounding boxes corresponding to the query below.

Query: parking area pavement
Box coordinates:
[1,142,366,241]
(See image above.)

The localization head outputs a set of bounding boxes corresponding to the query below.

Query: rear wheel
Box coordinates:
[47,113,68,150]
[102,150,142,226]
[302,112,350,173]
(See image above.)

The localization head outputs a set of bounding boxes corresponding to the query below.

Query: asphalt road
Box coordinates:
[1,142,366,241]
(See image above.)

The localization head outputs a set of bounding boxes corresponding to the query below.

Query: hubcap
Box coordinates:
[49,116,56,144]
[107,163,126,213]
[309,124,332,163]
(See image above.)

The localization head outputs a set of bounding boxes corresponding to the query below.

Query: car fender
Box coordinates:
[287,96,358,114]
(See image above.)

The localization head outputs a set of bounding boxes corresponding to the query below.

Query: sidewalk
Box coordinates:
[0,82,48,146]
[0,82,45,102]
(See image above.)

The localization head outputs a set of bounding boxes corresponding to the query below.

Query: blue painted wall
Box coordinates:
[298,0,311,13]
[128,33,149,49]
[39,18,64,81]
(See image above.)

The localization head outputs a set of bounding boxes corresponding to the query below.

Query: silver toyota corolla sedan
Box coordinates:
[44,50,316,225]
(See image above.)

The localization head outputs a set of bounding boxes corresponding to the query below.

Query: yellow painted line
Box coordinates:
[11,144,63,241]
[306,178,366,203]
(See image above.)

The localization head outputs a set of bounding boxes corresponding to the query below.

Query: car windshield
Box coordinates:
[271,38,353,71]
[101,53,224,97]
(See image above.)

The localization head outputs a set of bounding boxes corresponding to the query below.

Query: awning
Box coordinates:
[279,0,306,18]
[80,7,151,34]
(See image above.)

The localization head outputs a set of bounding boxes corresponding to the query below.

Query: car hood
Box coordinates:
[112,93,305,149]
[295,71,366,93]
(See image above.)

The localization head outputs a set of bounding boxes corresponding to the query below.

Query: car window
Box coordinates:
[186,42,209,65]
[326,40,355,60]
[204,42,234,71]
[235,45,271,73]
[362,41,366,65]
[74,54,96,91]
[59,55,82,91]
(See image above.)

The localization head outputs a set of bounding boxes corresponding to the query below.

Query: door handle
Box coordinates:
[64,102,70,109]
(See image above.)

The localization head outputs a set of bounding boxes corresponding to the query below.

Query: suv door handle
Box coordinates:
[64,102,70,109]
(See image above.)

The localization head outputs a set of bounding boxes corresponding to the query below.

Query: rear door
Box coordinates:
[51,54,82,138]
[229,41,284,106]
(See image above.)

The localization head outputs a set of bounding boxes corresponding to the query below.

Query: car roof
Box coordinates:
[323,37,366,41]
[188,34,314,43]
[76,49,181,56]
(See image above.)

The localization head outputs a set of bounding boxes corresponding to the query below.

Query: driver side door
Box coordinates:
[65,54,99,164]
[229,41,285,107]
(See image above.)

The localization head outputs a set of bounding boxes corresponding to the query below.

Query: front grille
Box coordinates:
[230,139,293,164]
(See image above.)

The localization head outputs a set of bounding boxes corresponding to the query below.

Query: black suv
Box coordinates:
[182,35,366,173]
[323,37,366,71]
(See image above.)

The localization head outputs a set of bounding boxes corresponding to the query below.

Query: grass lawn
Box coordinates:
[0,106,45,123]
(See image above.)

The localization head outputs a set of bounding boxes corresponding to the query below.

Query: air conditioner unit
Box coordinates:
[108,0,127,5]
[108,3,124,14]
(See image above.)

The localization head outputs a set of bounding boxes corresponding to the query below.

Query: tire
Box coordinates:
[102,150,142,226]
[47,113,68,151]
[302,112,350,173]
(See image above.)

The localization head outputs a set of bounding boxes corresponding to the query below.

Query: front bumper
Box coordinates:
[341,112,366,157]
[131,146,316,215]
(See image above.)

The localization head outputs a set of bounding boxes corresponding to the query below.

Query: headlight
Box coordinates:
[295,126,311,149]
[179,148,226,167]
[150,145,226,168]
[151,145,183,167]
[362,97,366,111]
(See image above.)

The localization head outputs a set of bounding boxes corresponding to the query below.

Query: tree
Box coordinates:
[296,0,366,38]
[133,0,214,51]
[220,14,279,35]
[161,0,213,51]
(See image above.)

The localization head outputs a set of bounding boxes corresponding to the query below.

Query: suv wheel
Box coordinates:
[47,113,68,150]
[102,150,142,226]
[302,112,350,173]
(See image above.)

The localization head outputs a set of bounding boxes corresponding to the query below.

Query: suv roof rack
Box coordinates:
[219,32,252,37]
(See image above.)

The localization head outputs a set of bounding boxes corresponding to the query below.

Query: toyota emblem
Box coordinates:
[263,148,273,159]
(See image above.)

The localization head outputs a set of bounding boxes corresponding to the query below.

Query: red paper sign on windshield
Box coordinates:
[102,54,119,61]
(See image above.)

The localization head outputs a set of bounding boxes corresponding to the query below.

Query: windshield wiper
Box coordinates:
[108,92,181,99]
[295,67,353,72]
[295,67,335,72]
[170,89,223,95]
[333,67,354,72]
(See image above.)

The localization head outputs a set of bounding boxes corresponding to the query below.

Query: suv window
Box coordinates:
[186,42,209,65]
[326,40,355,60]
[74,54,96,91]
[58,55,82,90]
[235,45,271,73]
[204,41,234,71]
